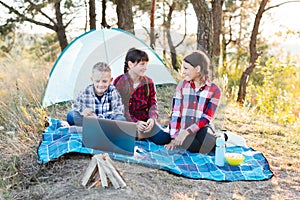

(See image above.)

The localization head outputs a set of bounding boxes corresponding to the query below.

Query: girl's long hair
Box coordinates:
[123,48,149,73]
[122,48,150,100]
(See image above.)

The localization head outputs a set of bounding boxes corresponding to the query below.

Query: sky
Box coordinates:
[2,0,300,57]
[262,0,300,57]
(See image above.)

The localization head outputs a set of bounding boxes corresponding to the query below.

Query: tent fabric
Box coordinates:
[37,118,274,181]
[42,28,176,107]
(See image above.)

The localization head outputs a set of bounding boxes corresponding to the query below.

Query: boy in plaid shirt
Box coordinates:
[66,62,125,126]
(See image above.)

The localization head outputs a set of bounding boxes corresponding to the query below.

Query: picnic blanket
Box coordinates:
[37,118,273,181]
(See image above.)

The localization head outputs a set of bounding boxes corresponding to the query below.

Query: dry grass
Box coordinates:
[0,55,300,199]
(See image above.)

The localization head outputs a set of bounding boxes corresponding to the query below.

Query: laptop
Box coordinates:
[82,117,137,156]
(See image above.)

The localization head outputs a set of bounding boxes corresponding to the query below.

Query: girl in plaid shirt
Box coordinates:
[165,50,222,153]
[66,62,125,126]
[114,48,170,145]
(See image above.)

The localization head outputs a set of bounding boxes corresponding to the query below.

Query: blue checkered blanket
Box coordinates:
[37,118,273,181]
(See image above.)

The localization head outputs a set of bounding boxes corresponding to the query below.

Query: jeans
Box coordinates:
[66,110,126,126]
[138,124,171,145]
[147,129,171,145]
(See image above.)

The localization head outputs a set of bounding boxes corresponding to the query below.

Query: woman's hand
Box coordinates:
[137,120,148,132]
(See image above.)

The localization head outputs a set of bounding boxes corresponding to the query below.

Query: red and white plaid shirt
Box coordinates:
[169,80,221,138]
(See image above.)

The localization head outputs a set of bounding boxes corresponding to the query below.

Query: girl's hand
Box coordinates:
[144,118,155,133]
[173,130,189,146]
[136,120,148,140]
[165,130,189,150]
[137,120,148,133]
[165,140,176,150]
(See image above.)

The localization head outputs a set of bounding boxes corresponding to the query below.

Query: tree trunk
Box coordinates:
[101,0,110,28]
[150,0,156,49]
[165,2,179,71]
[237,0,268,104]
[89,0,96,30]
[116,0,134,34]
[211,0,224,77]
[190,0,213,76]
[54,1,68,51]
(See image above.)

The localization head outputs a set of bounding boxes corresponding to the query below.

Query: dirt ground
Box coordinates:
[2,93,299,200]
[10,150,296,200]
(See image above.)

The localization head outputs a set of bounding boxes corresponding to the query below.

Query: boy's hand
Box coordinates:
[82,108,97,118]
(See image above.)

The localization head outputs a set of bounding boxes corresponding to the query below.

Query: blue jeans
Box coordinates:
[138,124,171,145]
[148,129,171,145]
[66,110,126,126]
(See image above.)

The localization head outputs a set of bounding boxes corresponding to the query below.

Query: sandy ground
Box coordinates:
[2,92,299,200]
[7,130,299,200]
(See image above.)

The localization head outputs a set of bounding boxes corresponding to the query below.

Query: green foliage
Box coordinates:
[29,33,59,62]
[246,57,299,124]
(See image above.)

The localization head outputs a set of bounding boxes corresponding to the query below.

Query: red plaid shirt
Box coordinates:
[113,74,158,122]
[169,80,221,138]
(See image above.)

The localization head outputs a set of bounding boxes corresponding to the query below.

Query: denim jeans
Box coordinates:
[66,110,126,126]
[138,124,171,145]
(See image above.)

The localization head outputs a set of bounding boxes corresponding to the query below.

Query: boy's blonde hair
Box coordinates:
[92,62,111,74]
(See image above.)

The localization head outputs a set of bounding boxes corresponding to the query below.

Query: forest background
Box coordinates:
[0,0,299,199]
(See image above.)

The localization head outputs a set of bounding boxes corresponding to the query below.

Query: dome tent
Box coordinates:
[42,28,176,107]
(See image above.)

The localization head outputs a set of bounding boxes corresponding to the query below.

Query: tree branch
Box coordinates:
[175,7,187,48]
[0,1,55,30]
[25,0,56,24]
[265,0,300,12]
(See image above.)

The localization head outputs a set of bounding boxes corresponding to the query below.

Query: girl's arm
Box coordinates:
[169,81,183,138]
[147,81,158,120]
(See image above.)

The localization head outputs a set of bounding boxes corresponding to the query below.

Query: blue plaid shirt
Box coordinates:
[72,84,124,119]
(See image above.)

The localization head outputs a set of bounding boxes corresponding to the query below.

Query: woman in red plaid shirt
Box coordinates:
[165,50,222,153]
[114,48,171,145]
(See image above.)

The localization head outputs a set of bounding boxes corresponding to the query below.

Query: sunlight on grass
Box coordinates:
[0,53,299,198]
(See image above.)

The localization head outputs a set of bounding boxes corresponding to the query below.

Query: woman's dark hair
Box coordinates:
[124,48,149,73]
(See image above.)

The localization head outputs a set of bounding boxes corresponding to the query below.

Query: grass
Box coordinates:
[0,55,300,199]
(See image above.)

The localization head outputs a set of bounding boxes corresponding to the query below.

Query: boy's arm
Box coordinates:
[72,92,85,114]
[72,85,95,115]
[111,87,125,118]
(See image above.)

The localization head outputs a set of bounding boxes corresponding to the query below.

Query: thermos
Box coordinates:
[215,137,225,166]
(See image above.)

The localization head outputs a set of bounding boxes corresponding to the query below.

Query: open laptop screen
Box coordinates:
[82,117,137,156]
